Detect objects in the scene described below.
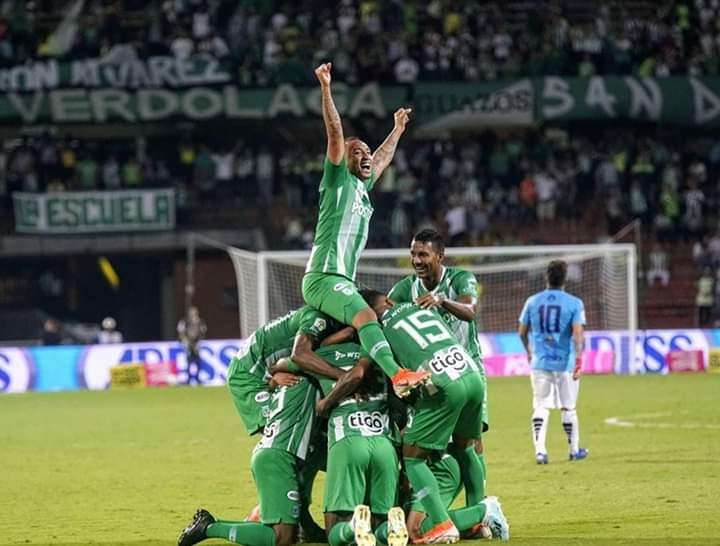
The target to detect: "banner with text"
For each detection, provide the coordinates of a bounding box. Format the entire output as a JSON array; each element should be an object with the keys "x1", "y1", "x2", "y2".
[
  {"x1": 2, "y1": 329, "x2": 719, "y2": 394},
  {"x1": 1, "y1": 68, "x2": 720, "y2": 126},
  {"x1": 0, "y1": 82, "x2": 407, "y2": 124},
  {"x1": 413, "y1": 79, "x2": 535, "y2": 136},
  {"x1": 12, "y1": 189, "x2": 175, "y2": 233},
  {"x1": 538, "y1": 76, "x2": 720, "y2": 127}
]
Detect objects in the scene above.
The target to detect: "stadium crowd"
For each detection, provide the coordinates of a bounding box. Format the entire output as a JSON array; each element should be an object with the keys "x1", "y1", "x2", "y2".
[
  {"x1": 3, "y1": 127, "x2": 719, "y2": 249},
  {"x1": 0, "y1": 1, "x2": 718, "y2": 81}
]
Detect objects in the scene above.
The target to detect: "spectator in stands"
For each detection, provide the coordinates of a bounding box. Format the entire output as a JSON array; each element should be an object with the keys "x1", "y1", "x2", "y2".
[
  {"x1": 177, "y1": 306, "x2": 207, "y2": 386},
  {"x1": 59, "y1": 138, "x2": 77, "y2": 182},
  {"x1": 518, "y1": 171, "x2": 537, "y2": 221},
  {"x1": 193, "y1": 145, "x2": 215, "y2": 202},
  {"x1": 629, "y1": 179, "x2": 649, "y2": 225},
  {"x1": 647, "y1": 243, "x2": 671, "y2": 287},
  {"x1": 696, "y1": 268, "x2": 715, "y2": 327},
  {"x1": 445, "y1": 193, "x2": 468, "y2": 246},
  {"x1": 682, "y1": 176, "x2": 705, "y2": 239},
  {"x1": 535, "y1": 168, "x2": 558, "y2": 222},
  {"x1": 41, "y1": 318, "x2": 62, "y2": 346},
  {"x1": 693, "y1": 236, "x2": 714, "y2": 270},
  {"x1": 98, "y1": 317, "x2": 123, "y2": 344},
  {"x1": 282, "y1": 215, "x2": 304, "y2": 249},
  {"x1": 170, "y1": 30, "x2": 194, "y2": 59},
  {"x1": 102, "y1": 155, "x2": 121, "y2": 190},
  {"x1": 122, "y1": 156, "x2": 142, "y2": 188},
  {"x1": 708, "y1": 230, "x2": 720, "y2": 267},
  {"x1": 390, "y1": 201, "x2": 410, "y2": 248},
  {"x1": 211, "y1": 145, "x2": 236, "y2": 199},
  {"x1": 256, "y1": 146, "x2": 275, "y2": 207},
  {"x1": 655, "y1": 182, "x2": 680, "y2": 241},
  {"x1": 75, "y1": 153, "x2": 98, "y2": 190}
]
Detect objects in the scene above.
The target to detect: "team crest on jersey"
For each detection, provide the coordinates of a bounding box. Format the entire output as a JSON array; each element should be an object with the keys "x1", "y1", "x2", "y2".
[
  {"x1": 312, "y1": 318, "x2": 327, "y2": 332},
  {"x1": 348, "y1": 411, "x2": 385, "y2": 434}
]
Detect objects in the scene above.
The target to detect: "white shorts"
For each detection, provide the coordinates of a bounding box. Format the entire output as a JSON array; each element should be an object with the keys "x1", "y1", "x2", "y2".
[{"x1": 531, "y1": 369, "x2": 579, "y2": 410}]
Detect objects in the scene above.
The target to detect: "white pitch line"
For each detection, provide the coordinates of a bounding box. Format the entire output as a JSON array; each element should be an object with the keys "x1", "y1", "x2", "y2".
[{"x1": 605, "y1": 413, "x2": 720, "y2": 430}]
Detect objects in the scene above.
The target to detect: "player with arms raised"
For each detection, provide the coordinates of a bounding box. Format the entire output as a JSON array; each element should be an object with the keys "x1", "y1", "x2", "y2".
[
  {"x1": 518, "y1": 259, "x2": 589, "y2": 464},
  {"x1": 302, "y1": 62, "x2": 427, "y2": 397},
  {"x1": 388, "y1": 229, "x2": 489, "y2": 497}
]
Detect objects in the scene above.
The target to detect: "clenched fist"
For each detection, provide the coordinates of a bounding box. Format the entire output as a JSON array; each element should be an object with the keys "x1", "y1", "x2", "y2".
[
  {"x1": 394, "y1": 107, "x2": 412, "y2": 131},
  {"x1": 315, "y1": 63, "x2": 332, "y2": 86}
]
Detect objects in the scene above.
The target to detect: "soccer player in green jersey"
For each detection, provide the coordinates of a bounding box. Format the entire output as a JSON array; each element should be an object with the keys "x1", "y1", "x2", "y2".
[
  {"x1": 313, "y1": 343, "x2": 407, "y2": 546},
  {"x1": 388, "y1": 229, "x2": 489, "y2": 497},
  {"x1": 301, "y1": 62, "x2": 428, "y2": 398},
  {"x1": 226, "y1": 305, "x2": 344, "y2": 436},
  {"x1": 360, "y1": 290, "x2": 509, "y2": 543},
  {"x1": 273, "y1": 343, "x2": 408, "y2": 546},
  {"x1": 178, "y1": 375, "x2": 320, "y2": 546}
]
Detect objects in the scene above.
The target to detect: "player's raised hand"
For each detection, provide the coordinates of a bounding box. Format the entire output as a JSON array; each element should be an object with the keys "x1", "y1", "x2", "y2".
[
  {"x1": 315, "y1": 63, "x2": 332, "y2": 86},
  {"x1": 393, "y1": 107, "x2": 412, "y2": 131}
]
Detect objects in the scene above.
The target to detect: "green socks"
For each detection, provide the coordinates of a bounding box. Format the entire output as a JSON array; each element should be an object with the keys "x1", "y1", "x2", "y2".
[
  {"x1": 374, "y1": 521, "x2": 389, "y2": 545},
  {"x1": 418, "y1": 504, "x2": 487, "y2": 535},
  {"x1": 328, "y1": 521, "x2": 355, "y2": 546},
  {"x1": 404, "y1": 456, "x2": 450, "y2": 526},
  {"x1": 299, "y1": 448, "x2": 326, "y2": 542},
  {"x1": 456, "y1": 445, "x2": 486, "y2": 504},
  {"x1": 358, "y1": 321, "x2": 401, "y2": 377},
  {"x1": 205, "y1": 521, "x2": 276, "y2": 546},
  {"x1": 449, "y1": 504, "x2": 487, "y2": 532}
]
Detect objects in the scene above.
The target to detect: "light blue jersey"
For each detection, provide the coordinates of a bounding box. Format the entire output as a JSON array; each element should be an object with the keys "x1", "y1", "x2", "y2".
[{"x1": 519, "y1": 289, "x2": 586, "y2": 372}]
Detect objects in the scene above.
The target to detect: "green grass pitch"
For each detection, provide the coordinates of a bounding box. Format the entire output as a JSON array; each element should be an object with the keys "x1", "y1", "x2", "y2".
[{"x1": 2, "y1": 374, "x2": 719, "y2": 545}]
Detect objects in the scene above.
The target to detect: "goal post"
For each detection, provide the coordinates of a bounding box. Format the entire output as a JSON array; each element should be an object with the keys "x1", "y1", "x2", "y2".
[{"x1": 228, "y1": 244, "x2": 638, "y2": 342}]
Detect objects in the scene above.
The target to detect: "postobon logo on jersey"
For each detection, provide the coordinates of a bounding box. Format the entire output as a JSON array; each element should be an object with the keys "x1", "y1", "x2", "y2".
[
  {"x1": 351, "y1": 187, "x2": 373, "y2": 219},
  {"x1": 348, "y1": 411, "x2": 385, "y2": 434},
  {"x1": 429, "y1": 346, "x2": 470, "y2": 376}
]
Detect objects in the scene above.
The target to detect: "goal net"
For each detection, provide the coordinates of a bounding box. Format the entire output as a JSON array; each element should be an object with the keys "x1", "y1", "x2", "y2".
[{"x1": 228, "y1": 244, "x2": 637, "y2": 339}]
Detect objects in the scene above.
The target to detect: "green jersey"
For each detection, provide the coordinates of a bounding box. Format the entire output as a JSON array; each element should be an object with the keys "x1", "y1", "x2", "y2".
[
  {"x1": 380, "y1": 303, "x2": 480, "y2": 390},
  {"x1": 232, "y1": 305, "x2": 341, "y2": 381},
  {"x1": 389, "y1": 266, "x2": 484, "y2": 371},
  {"x1": 255, "y1": 377, "x2": 319, "y2": 460},
  {"x1": 312, "y1": 343, "x2": 395, "y2": 448},
  {"x1": 305, "y1": 157, "x2": 376, "y2": 281}
]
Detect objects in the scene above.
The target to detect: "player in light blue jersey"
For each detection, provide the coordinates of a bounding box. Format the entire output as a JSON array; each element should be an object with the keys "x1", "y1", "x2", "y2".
[{"x1": 518, "y1": 260, "x2": 588, "y2": 464}]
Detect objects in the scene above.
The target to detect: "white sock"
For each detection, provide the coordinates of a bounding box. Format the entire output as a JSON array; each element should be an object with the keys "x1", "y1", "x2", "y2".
[
  {"x1": 531, "y1": 408, "x2": 549, "y2": 454},
  {"x1": 562, "y1": 409, "x2": 580, "y2": 454}
]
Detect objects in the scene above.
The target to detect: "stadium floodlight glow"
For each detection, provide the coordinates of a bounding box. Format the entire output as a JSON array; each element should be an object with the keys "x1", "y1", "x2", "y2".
[{"x1": 228, "y1": 244, "x2": 637, "y2": 344}]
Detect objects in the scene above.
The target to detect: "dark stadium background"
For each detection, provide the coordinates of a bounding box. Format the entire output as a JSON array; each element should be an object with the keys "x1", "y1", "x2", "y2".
[{"x1": 0, "y1": 0, "x2": 717, "y2": 343}]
